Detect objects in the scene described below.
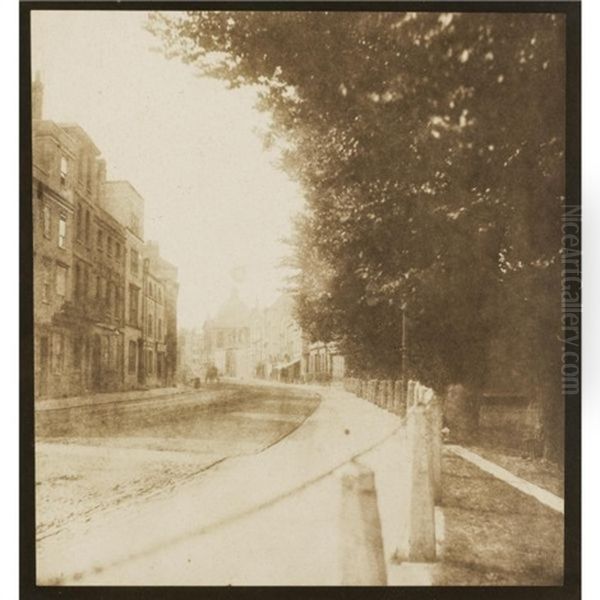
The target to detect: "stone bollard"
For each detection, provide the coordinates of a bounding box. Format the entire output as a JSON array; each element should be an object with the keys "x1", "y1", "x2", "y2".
[
  {"x1": 430, "y1": 395, "x2": 443, "y2": 504},
  {"x1": 394, "y1": 379, "x2": 406, "y2": 417},
  {"x1": 407, "y1": 380, "x2": 417, "y2": 409},
  {"x1": 338, "y1": 461, "x2": 388, "y2": 585},
  {"x1": 383, "y1": 381, "x2": 392, "y2": 412},
  {"x1": 407, "y1": 391, "x2": 436, "y2": 562},
  {"x1": 377, "y1": 380, "x2": 387, "y2": 408},
  {"x1": 369, "y1": 380, "x2": 378, "y2": 405}
]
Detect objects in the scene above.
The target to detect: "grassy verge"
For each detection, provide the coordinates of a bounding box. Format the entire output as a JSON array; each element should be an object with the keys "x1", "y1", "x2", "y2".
[{"x1": 433, "y1": 450, "x2": 563, "y2": 585}]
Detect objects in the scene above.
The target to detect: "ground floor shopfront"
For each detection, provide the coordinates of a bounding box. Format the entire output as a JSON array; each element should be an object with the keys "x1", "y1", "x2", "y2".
[
  {"x1": 34, "y1": 321, "x2": 124, "y2": 399},
  {"x1": 35, "y1": 322, "x2": 173, "y2": 400}
]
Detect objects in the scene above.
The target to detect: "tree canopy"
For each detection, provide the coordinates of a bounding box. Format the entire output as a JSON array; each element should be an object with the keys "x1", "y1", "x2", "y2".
[{"x1": 149, "y1": 11, "x2": 565, "y2": 457}]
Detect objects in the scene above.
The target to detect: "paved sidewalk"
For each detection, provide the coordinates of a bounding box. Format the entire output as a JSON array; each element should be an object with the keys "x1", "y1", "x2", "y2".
[
  {"x1": 37, "y1": 382, "x2": 412, "y2": 585},
  {"x1": 447, "y1": 445, "x2": 564, "y2": 513}
]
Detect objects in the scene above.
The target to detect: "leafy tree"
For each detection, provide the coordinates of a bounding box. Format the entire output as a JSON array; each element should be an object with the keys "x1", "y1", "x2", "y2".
[{"x1": 149, "y1": 10, "x2": 565, "y2": 461}]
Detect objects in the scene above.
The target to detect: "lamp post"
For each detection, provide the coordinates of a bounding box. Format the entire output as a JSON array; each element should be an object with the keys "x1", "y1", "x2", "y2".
[{"x1": 400, "y1": 303, "x2": 408, "y2": 402}]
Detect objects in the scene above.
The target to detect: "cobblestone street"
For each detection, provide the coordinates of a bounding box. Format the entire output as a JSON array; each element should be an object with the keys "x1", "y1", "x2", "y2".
[{"x1": 35, "y1": 385, "x2": 320, "y2": 540}]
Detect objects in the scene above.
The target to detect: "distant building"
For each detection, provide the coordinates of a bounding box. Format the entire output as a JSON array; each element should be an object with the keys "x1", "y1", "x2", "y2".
[
  {"x1": 144, "y1": 241, "x2": 179, "y2": 386},
  {"x1": 202, "y1": 291, "x2": 345, "y2": 384},
  {"x1": 203, "y1": 289, "x2": 251, "y2": 378},
  {"x1": 305, "y1": 342, "x2": 346, "y2": 383},
  {"x1": 178, "y1": 328, "x2": 205, "y2": 382},
  {"x1": 252, "y1": 294, "x2": 306, "y2": 382}
]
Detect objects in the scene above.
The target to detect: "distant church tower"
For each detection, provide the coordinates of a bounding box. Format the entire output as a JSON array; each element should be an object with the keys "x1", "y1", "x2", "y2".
[{"x1": 32, "y1": 71, "x2": 43, "y2": 120}]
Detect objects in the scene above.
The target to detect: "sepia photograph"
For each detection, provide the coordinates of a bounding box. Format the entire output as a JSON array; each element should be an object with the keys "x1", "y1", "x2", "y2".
[{"x1": 21, "y1": 1, "x2": 580, "y2": 593}]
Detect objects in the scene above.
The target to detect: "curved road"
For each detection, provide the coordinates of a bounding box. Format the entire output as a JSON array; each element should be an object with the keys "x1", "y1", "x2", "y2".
[{"x1": 35, "y1": 383, "x2": 320, "y2": 541}]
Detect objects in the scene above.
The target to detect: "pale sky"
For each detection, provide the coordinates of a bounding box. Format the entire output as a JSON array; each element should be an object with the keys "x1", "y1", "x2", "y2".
[{"x1": 31, "y1": 10, "x2": 304, "y2": 328}]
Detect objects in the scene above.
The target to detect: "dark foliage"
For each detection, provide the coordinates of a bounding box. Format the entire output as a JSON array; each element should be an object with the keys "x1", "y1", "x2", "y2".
[{"x1": 148, "y1": 11, "x2": 565, "y2": 460}]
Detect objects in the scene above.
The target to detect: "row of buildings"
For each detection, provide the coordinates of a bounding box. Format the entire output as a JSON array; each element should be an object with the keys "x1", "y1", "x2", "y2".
[
  {"x1": 179, "y1": 291, "x2": 345, "y2": 385},
  {"x1": 32, "y1": 74, "x2": 179, "y2": 399}
]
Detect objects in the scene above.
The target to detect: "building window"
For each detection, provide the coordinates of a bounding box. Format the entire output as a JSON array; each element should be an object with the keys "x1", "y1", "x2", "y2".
[
  {"x1": 58, "y1": 216, "x2": 67, "y2": 249},
  {"x1": 96, "y1": 275, "x2": 101, "y2": 300},
  {"x1": 83, "y1": 266, "x2": 89, "y2": 299},
  {"x1": 157, "y1": 352, "x2": 163, "y2": 378},
  {"x1": 115, "y1": 243, "x2": 121, "y2": 262},
  {"x1": 86, "y1": 157, "x2": 93, "y2": 190},
  {"x1": 148, "y1": 314, "x2": 153, "y2": 337},
  {"x1": 41, "y1": 266, "x2": 51, "y2": 303},
  {"x1": 130, "y1": 249, "x2": 139, "y2": 275},
  {"x1": 97, "y1": 229, "x2": 103, "y2": 252},
  {"x1": 158, "y1": 318, "x2": 163, "y2": 340},
  {"x1": 73, "y1": 336, "x2": 82, "y2": 367},
  {"x1": 129, "y1": 285, "x2": 139, "y2": 326},
  {"x1": 78, "y1": 152, "x2": 84, "y2": 184},
  {"x1": 130, "y1": 212, "x2": 140, "y2": 236},
  {"x1": 60, "y1": 156, "x2": 68, "y2": 187},
  {"x1": 147, "y1": 350, "x2": 154, "y2": 374},
  {"x1": 76, "y1": 205, "x2": 83, "y2": 241},
  {"x1": 107, "y1": 336, "x2": 115, "y2": 369},
  {"x1": 115, "y1": 288, "x2": 121, "y2": 318},
  {"x1": 74, "y1": 263, "x2": 81, "y2": 299},
  {"x1": 42, "y1": 205, "x2": 51, "y2": 239},
  {"x1": 107, "y1": 237, "x2": 113, "y2": 257},
  {"x1": 106, "y1": 281, "x2": 112, "y2": 313},
  {"x1": 55, "y1": 265, "x2": 67, "y2": 298},
  {"x1": 128, "y1": 341, "x2": 137, "y2": 374},
  {"x1": 101, "y1": 336, "x2": 109, "y2": 366},
  {"x1": 85, "y1": 210, "x2": 90, "y2": 244},
  {"x1": 52, "y1": 333, "x2": 65, "y2": 372}
]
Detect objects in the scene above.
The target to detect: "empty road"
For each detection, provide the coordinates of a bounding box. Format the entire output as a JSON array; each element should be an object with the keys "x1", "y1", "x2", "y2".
[{"x1": 35, "y1": 383, "x2": 320, "y2": 541}]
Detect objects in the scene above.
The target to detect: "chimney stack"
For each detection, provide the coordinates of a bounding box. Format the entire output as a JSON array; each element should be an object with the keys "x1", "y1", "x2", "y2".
[{"x1": 32, "y1": 70, "x2": 43, "y2": 121}]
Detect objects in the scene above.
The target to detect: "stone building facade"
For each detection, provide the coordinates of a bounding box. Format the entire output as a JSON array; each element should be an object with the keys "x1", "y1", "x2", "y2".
[
  {"x1": 202, "y1": 289, "x2": 251, "y2": 378},
  {"x1": 104, "y1": 181, "x2": 145, "y2": 389},
  {"x1": 32, "y1": 113, "x2": 78, "y2": 398},
  {"x1": 144, "y1": 241, "x2": 179, "y2": 386},
  {"x1": 178, "y1": 328, "x2": 205, "y2": 382},
  {"x1": 32, "y1": 75, "x2": 178, "y2": 399}
]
